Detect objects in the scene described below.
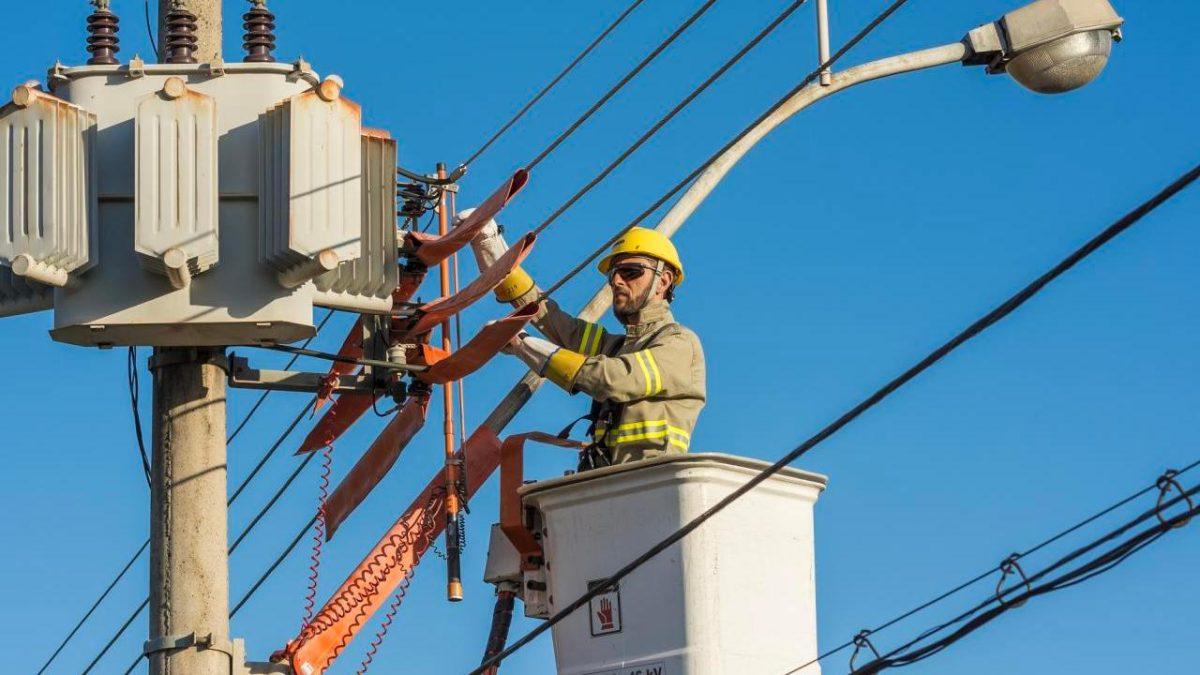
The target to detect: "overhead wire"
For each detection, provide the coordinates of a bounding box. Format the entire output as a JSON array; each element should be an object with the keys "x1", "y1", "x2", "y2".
[
  {"x1": 255, "y1": 343, "x2": 429, "y2": 373},
  {"x1": 230, "y1": 309, "x2": 334, "y2": 445},
  {"x1": 535, "y1": 0, "x2": 913, "y2": 298},
  {"x1": 460, "y1": 0, "x2": 648, "y2": 168},
  {"x1": 850, "y1": 481, "x2": 1200, "y2": 674},
  {"x1": 231, "y1": 514, "x2": 319, "y2": 619},
  {"x1": 127, "y1": 346, "x2": 151, "y2": 487},
  {"x1": 143, "y1": 0, "x2": 156, "y2": 54},
  {"x1": 473, "y1": 157, "x2": 1200, "y2": 673},
  {"x1": 530, "y1": 0, "x2": 807, "y2": 237},
  {"x1": 524, "y1": 0, "x2": 721, "y2": 172},
  {"x1": 69, "y1": 312, "x2": 335, "y2": 674},
  {"x1": 785, "y1": 456, "x2": 1200, "y2": 673}
]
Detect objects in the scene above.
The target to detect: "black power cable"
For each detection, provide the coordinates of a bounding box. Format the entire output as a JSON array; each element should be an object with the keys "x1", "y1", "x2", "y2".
[
  {"x1": 525, "y1": 0, "x2": 721, "y2": 172},
  {"x1": 474, "y1": 160, "x2": 1200, "y2": 674},
  {"x1": 786, "y1": 458, "x2": 1200, "y2": 673},
  {"x1": 461, "y1": 0, "x2": 648, "y2": 168},
  {"x1": 127, "y1": 347, "x2": 151, "y2": 487},
  {"x1": 255, "y1": 343, "x2": 428, "y2": 373},
  {"x1": 851, "y1": 483, "x2": 1200, "y2": 674},
  {"x1": 536, "y1": 0, "x2": 914, "y2": 298},
  {"x1": 531, "y1": 0, "x2": 807, "y2": 237},
  {"x1": 229, "y1": 310, "x2": 334, "y2": 445},
  {"x1": 230, "y1": 514, "x2": 318, "y2": 619}
]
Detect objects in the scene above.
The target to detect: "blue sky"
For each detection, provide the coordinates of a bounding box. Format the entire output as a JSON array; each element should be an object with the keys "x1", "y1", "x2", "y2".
[{"x1": 3, "y1": 1, "x2": 1198, "y2": 673}]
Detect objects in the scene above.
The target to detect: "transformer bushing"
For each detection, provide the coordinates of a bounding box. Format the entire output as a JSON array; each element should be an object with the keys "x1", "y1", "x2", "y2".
[
  {"x1": 242, "y1": 0, "x2": 277, "y2": 63},
  {"x1": 86, "y1": 1, "x2": 120, "y2": 66},
  {"x1": 164, "y1": 7, "x2": 200, "y2": 64}
]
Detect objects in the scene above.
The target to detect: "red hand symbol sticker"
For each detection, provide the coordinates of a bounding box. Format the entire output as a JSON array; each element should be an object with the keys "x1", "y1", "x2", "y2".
[{"x1": 597, "y1": 597, "x2": 615, "y2": 630}]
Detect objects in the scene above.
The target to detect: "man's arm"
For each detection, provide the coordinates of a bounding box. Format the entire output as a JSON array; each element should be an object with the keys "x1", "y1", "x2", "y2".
[
  {"x1": 470, "y1": 213, "x2": 615, "y2": 355},
  {"x1": 569, "y1": 327, "x2": 702, "y2": 403}
]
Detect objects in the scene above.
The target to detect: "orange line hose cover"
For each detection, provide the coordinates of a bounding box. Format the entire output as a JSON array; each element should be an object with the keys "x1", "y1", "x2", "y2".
[
  {"x1": 324, "y1": 395, "x2": 431, "y2": 541},
  {"x1": 405, "y1": 169, "x2": 529, "y2": 267},
  {"x1": 285, "y1": 425, "x2": 504, "y2": 674}
]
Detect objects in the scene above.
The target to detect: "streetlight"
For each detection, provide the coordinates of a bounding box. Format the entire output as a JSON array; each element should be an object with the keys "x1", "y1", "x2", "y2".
[
  {"x1": 646, "y1": 0, "x2": 1124, "y2": 237},
  {"x1": 965, "y1": 0, "x2": 1124, "y2": 93}
]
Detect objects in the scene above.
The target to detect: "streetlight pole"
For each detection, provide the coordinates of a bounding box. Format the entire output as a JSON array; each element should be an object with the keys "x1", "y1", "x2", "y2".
[
  {"x1": 149, "y1": 4, "x2": 231, "y2": 674},
  {"x1": 655, "y1": 42, "x2": 968, "y2": 233}
]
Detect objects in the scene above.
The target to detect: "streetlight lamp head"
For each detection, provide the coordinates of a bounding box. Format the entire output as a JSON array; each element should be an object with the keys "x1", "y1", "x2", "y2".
[
  {"x1": 963, "y1": 0, "x2": 1123, "y2": 94},
  {"x1": 1006, "y1": 28, "x2": 1113, "y2": 93}
]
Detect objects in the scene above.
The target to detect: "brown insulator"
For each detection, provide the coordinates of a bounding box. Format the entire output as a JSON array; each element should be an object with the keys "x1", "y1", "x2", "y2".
[
  {"x1": 86, "y1": 1, "x2": 121, "y2": 66},
  {"x1": 163, "y1": 6, "x2": 200, "y2": 64},
  {"x1": 242, "y1": 0, "x2": 277, "y2": 63}
]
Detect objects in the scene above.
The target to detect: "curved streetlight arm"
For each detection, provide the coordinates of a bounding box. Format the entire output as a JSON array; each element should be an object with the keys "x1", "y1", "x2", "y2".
[{"x1": 653, "y1": 41, "x2": 969, "y2": 236}]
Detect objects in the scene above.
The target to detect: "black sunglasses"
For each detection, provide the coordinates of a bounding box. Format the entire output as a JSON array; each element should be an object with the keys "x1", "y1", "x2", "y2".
[{"x1": 607, "y1": 263, "x2": 658, "y2": 283}]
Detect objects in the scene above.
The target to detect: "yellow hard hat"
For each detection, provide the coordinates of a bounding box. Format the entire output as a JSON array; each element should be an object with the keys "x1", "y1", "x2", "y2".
[{"x1": 596, "y1": 227, "x2": 684, "y2": 284}]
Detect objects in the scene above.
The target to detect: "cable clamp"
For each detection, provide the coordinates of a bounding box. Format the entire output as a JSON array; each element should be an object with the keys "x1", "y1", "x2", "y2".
[
  {"x1": 849, "y1": 629, "x2": 881, "y2": 671},
  {"x1": 142, "y1": 632, "x2": 236, "y2": 659},
  {"x1": 995, "y1": 553, "x2": 1031, "y2": 607},
  {"x1": 1155, "y1": 469, "x2": 1193, "y2": 529}
]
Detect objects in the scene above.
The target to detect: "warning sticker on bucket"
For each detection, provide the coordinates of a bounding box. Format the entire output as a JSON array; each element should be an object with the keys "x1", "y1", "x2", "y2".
[
  {"x1": 587, "y1": 579, "x2": 622, "y2": 637},
  {"x1": 584, "y1": 660, "x2": 669, "y2": 675}
]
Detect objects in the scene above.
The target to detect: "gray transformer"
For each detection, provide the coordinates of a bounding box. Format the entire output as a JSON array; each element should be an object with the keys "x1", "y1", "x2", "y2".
[{"x1": 0, "y1": 59, "x2": 396, "y2": 347}]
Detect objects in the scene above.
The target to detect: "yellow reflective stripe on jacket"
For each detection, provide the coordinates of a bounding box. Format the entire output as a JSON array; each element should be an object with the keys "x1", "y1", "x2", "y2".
[
  {"x1": 634, "y1": 351, "x2": 653, "y2": 396},
  {"x1": 632, "y1": 350, "x2": 662, "y2": 396},
  {"x1": 578, "y1": 322, "x2": 605, "y2": 356},
  {"x1": 605, "y1": 420, "x2": 690, "y2": 449},
  {"x1": 643, "y1": 350, "x2": 663, "y2": 395},
  {"x1": 666, "y1": 426, "x2": 690, "y2": 450}
]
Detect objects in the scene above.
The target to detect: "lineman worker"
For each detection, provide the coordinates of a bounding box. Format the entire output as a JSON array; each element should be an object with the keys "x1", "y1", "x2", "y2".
[{"x1": 467, "y1": 214, "x2": 705, "y2": 470}]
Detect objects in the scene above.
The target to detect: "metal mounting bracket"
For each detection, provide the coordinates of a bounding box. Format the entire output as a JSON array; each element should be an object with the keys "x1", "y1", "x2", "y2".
[
  {"x1": 228, "y1": 354, "x2": 382, "y2": 394},
  {"x1": 128, "y1": 56, "x2": 146, "y2": 79},
  {"x1": 206, "y1": 57, "x2": 227, "y2": 77},
  {"x1": 47, "y1": 61, "x2": 69, "y2": 89}
]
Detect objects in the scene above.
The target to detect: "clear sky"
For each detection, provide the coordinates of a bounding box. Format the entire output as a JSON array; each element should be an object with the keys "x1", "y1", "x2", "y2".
[{"x1": 3, "y1": 1, "x2": 1197, "y2": 673}]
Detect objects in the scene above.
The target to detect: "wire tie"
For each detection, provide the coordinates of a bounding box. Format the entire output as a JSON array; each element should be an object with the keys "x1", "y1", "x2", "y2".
[
  {"x1": 995, "y1": 553, "x2": 1031, "y2": 607},
  {"x1": 1155, "y1": 469, "x2": 1193, "y2": 529},
  {"x1": 849, "y1": 629, "x2": 881, "y2": 671}
]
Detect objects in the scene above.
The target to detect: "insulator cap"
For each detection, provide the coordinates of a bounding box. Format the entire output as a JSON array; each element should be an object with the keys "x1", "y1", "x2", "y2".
[
  {"x1": 86, "y1": 3, "x2": 121, "y2": 66},
  {"x1": 164, "y1": 7, "x2": 200, "y2": 64},
  {"x1": 242, "y1": 0, "x2": 277, "y2": 63}
]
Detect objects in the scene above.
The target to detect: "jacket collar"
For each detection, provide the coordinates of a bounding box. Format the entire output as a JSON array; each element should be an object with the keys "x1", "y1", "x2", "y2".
[{"x1": 624, "y1": 299, "x2": 674, "y2": 337}]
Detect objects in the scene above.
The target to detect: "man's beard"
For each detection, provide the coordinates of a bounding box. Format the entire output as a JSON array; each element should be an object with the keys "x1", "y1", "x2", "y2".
[{"x1": 613, "y1": 289, "x2": 648, "y2": 324}]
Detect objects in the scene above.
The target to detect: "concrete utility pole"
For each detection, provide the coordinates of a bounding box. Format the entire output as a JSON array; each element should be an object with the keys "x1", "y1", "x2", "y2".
[
  {"x1": 159, "y1": 0, "x2": 223, "y2": 63},
  {"x1": 149, "y1": 348, "x2": 232, "y2": 675},
  {"x1": 150, "y1": 4, "x2": 230, "y2": 673}
]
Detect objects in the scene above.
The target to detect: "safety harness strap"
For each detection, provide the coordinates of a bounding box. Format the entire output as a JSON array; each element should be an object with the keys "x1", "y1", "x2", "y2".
[{"x1": 574, "y1": 323, "x2": 676, "y2": 470}]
